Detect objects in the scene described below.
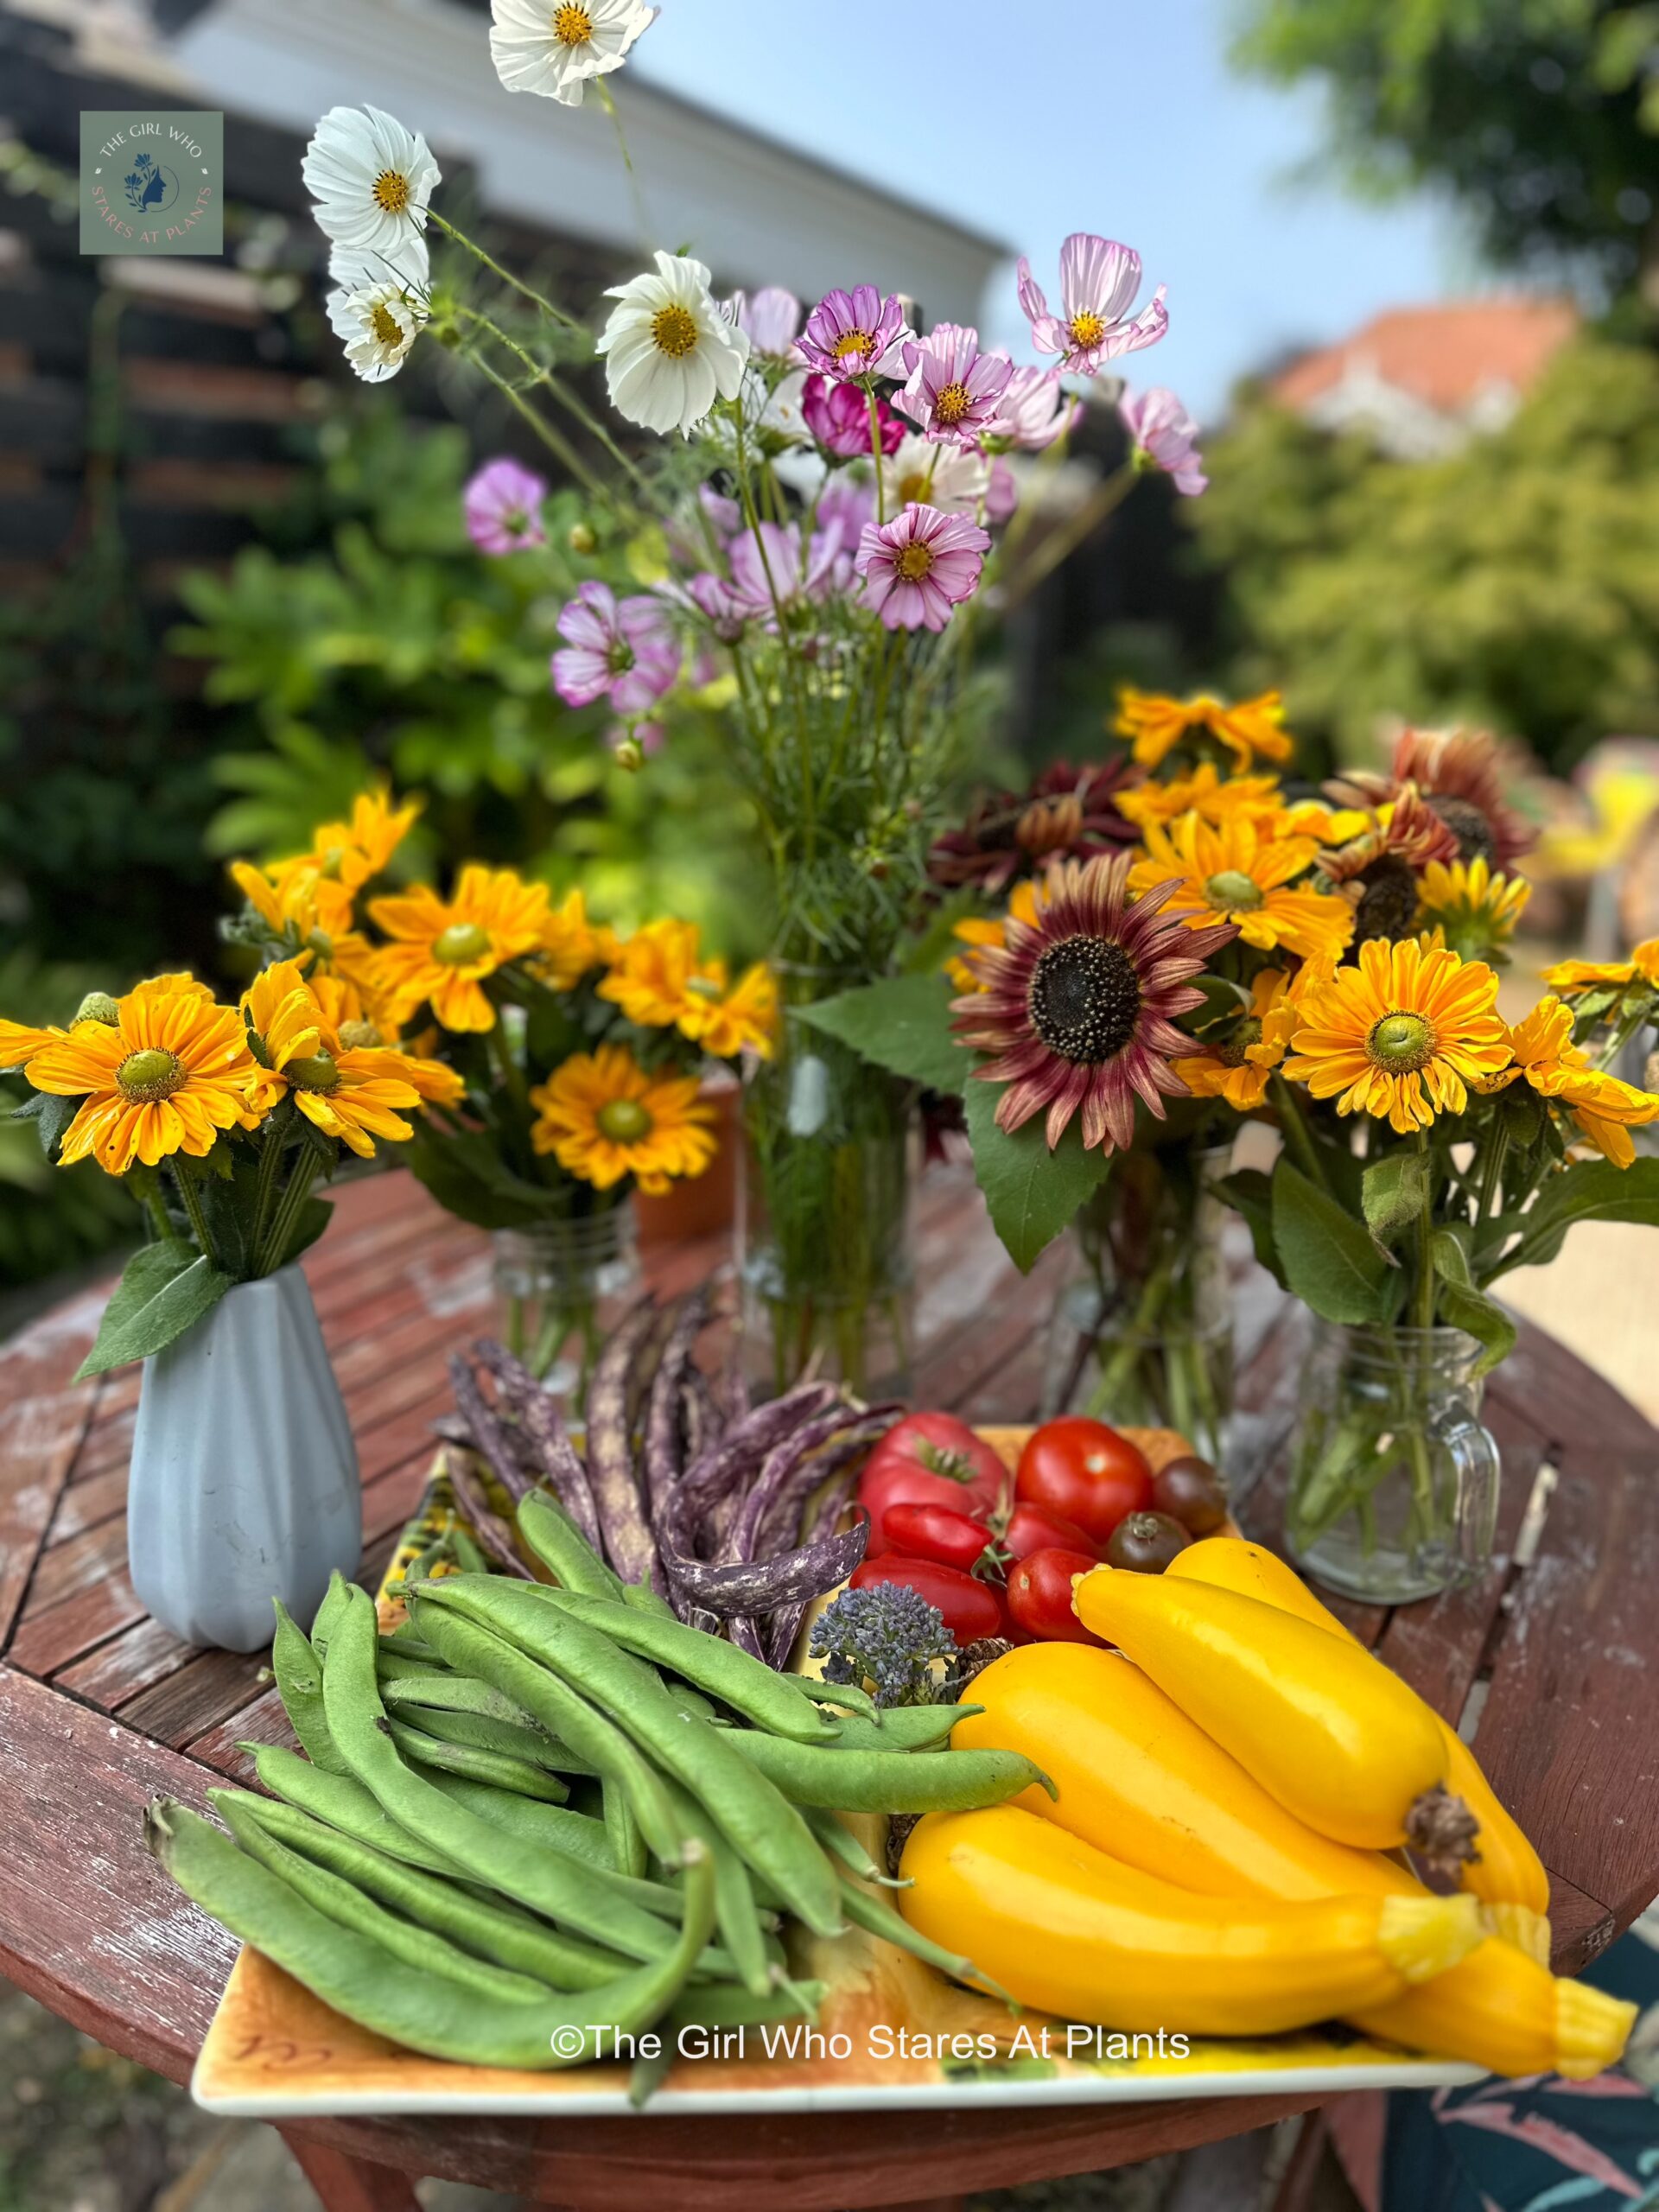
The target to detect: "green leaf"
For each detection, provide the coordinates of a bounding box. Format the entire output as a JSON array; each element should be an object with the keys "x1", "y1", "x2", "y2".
[
  {"x1": 1429, "y1": 1226, "x2": 1516, "y2": 1378},
  {"x1": 75, "y1": 1246, "x2": 232, "y2": 1379},
  {"x1": 403, "y1": 1122, "x2": 568, "y2": 1231},
  {"x1": 1214, "y1": 1167, "x2": 1287, "y2": 1290},
  {"x1": 1361, "y1": 1151, "x2": 1430, "y2": 1247},
  {"x1": 796, "y1": 974, "x2": 969, "y2": 1096},
  {"x1": 962, "y1": 1078, "x2": 1114, "y2": 1274},
  {"x1": 1270, "y1": 1157, "x2": 1393, "y2": 1325},
  {"x1": 1491, "y1": 1155, "x2": 1659, "y2": 1277},
  {"x1": 278, "y1": 1195, "x2": 334, "y2": 1270}
]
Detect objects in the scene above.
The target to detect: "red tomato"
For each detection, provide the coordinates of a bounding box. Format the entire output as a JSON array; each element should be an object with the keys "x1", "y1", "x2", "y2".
[
  {"x1": 857, "y1": 1412, "x2": 1007, "y2": 1559},
  {"x1": 1001, "y1": 1500, "x2": 1102, "y2": 1565},
  {"x1": 880, "y1": 1502, "x2": 996, "y2": 1577},
  {"x1": 1005, "y1": 1548, "x2": 1104, "y2": 1644},
  {"x1": 1014, "y1": 1417, "x2": 1153, "y2": 1546},
  {"x1": 849, "y1": 1555, "x2": 1007, "y2": 1643}
]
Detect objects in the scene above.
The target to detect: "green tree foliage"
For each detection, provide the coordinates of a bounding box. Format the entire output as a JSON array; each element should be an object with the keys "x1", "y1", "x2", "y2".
[
  {"x1": 1190, "y1": 337, "x2": 1659, "y2": 767},
  {"x1": 1232, "y1": 1, "x2": 1659, "y2": 304}
]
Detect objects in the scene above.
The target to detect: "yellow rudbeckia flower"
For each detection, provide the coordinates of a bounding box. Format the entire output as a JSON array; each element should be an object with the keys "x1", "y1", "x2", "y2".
[
  {"x1": 530, "y1": 1045, "x2": 716, "y2": 1193},
  {"x1": 369, "y1": 866, "x2": 551, "y2": 1033},
  {"x1": 1283, "y1": 938, "x2": 1510, "y2": 1135},
  {"x1": 1172, "y1": 968, "x2": 1298, "y2": 1112},
  {"x1": 1129, "y1": 811, "x2": 1355, "y2": 966},
  {"x1": 1116, "y1": 687, "x2": 1294, "y2": 772},
  {"x1": 1492, "y1": 997, "x2": 1659, "y2": 1168}
]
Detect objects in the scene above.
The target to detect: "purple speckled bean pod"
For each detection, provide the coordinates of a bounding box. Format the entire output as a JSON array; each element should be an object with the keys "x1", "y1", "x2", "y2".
[
  {"x1": 679, "y1": 1365, "x2": 717, "y2": 1470},
  {"x1": 582, "y1": 1297, "x2": 661, "y2": 1589},
  {"x1": 448, "y1": 1355, "x2": 534, "y2": 1506},
  {"x1": 442, "y1": 1447, "x2": 536, "y2": 1580},
  {"x1": 660, "y1": 1511, "x2": 871, "y2": 1618},
  {"x1": 753, "y1": 1410, "x2": 901, "y2": 1560},
  {"x1": 734, "y1": 1402, "x2": 903, "y2": 1564},
  {"x1": 643, "y1": 1290, "x2": 709, "y2": 1521},
  {"x1": 763, "y1": 1466, "x2": 863, "y2": 1668},
  {"x1": 467, "y1": 1338, "x2": 603, "y2": 1552},
  {"x1": 658, "y1": 1382, "x2": 837, "y2": 1560},
  {"x1": 728, "y1": 1614, "x2": 769, "y2": 1663}
]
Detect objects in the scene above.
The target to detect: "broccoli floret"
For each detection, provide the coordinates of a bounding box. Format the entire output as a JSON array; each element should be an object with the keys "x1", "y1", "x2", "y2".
[{"x1": 808, "y1": 1583, "x2": 957, "y2": 1707}]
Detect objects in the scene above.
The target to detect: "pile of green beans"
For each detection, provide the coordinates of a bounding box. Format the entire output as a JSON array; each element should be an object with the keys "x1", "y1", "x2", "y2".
[{"x1": 147, "y1": 1491, "x2": 1048, "y2": 2093}]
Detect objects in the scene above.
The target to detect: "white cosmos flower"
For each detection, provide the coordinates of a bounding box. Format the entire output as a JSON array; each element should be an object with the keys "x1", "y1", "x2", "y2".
[
  {"x1": 327, "y1": 277, "x2": 429, "y2": 383},
  {"x1": 304, "y1": 105, "x2": 440, "y2": 257},
  {"x1": 328, "y1": 232, "x2": 429, "y2": 295},
  {"x1": 881, "y1": 433, "x2": 990, "y2": 519},
  {"x1": 489, "y1": 0, "x2": 658, "y2": 105},
  {"x1": 598, "y1": 251, "x2": 750, "y2": 437}
]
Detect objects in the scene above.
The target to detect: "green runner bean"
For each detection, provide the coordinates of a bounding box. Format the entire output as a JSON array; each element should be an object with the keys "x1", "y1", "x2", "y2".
[
  {"x1": 604, "y1": 1783, "x2": 648, "y2": 1882},
  {"x1": 533, "y1": 1592, "x2": 841, "y2": 1745},
  {"x1": 836, "y1": 1872, "x2": 1013, "y2": 2005},
  {"x1": 793, "y1": 1675, "x2": 883, "y2": 1725},
  {"x1": 410, "y1": 1599, "x2": 685, "y2": 1867},
  {"x1": 657, "y1": 1777, "x2": 771, "y2": 1999},
  {"x1": 416, "y1": 1576, "x2": 843, "y2": 1937},
  {"x1": 148, "y1": 1798, "x2": 716, "y2": 2071},
  {"x1": 321, "y1": 1586, "x2": 683, "y2": 1962},
  {"x1": 240, "y1": 1743, "x2": 461, "y2": 1876},
  {"x1": 815, "y1": 1705, "x2": 982, "y2": 1753},
  {"x1": 308, "y1": 1571, "x2": 352, "y2": 1653},
  {"x1": 385, "y1": 1719, "x2": 571, "y2": 1803},
  {"x1": 517, "y1": 1491, "x2": 626, "y2": 1598},
  {"x1": 721, "y1": 1731, "x2": 1053, "y2": 1813},
  {"x1": 219, "y1": 1789, "x2": 634, "y2": 1992},
  {"x1": 213, "y1": 1790, "x2": 552, "y2": 2007},
  {"x1": 389, "y1": 1697, "x2": 596, "y2": 1776},
  {"x1": 800, "y1": 1807, "x2": 909, "y2": 1888},
  {"x1": 270, "y1": 1602, "x2": 346, "y2": 1774}
]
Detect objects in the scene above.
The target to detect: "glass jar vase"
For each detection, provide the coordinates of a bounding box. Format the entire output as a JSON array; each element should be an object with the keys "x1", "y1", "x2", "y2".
[
  {"x1": 1286, "y1": 1322, "x2": 1502, "y2": 1603},
  {"x1": 1043, "y1": 1145, "x2": 1234, "y2": 1469},
  {"x1": 492, "y1": 1200, "x2": 640, "y2": 1396},
  {"x1": 738, "y1": 969, "x2": 914, "y2": 1400}
]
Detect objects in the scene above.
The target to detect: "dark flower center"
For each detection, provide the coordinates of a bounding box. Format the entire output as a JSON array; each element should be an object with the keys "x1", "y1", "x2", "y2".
[
  {"x1": 1216, "y1": 1016, "x2": 1263, "y2": 1069},
  {"x1": 1353, "y1": 853, "x2": 1420, "y2": 944},
  {"x1": 1427, "y1": 794, "x2": 1495, "y2": 863},
  {"x1": 1027, "y1": 935, "x2": 1143, "y2": 1065}
]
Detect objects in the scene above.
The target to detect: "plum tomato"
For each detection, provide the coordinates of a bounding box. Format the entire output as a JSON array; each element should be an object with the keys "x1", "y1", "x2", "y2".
[
  {"x1": 1151, "y1": 1455, "x2": 1229, "y2": 1536},
  {"x1": 849, "y1": 1554, "x2": 1007, "y2": 1643},
  {"x1": 1014, "y1": 1417, "x2": 1153, "y2": 1546},
  {"x1": 1001, "y1": 1500, "x2": 1102, "y2": 1565},
  {"x1": 857, "y1": 1412, "x2": 1007, "y2": 1559},
  {"x1": 1005, "y1": 1548, "x2": 1104, "y2": 1644},
  {"x1": 1105, "y1": 1510, "x2": 1192, "y2": 1573},
  {"x1": 880, "y1": 1502, "x2": 996, "y2": 1577}
]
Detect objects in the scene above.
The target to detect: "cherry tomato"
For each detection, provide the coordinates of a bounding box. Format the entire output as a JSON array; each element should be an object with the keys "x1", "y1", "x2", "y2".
[
  {"x1": 881, "y1": 1502, "x2": 996, "y2": 1577},
  {"x1": 1014, "y1": 1417, "x2": 1153, "y2": 1546},
  {"x1": 1106, "y1": 1510, "x2": 1192, "y2": 1573},
  {"x1": 1001, "y1": 1500, "x2": 1103, "y2": 1565},
  {"x1": 1005, "y1": 1548, "x2": 1104, "y2": 1644},
  {"x1": 857, "y1": 1412, "x2": 1007, "y2": 1559},
  {"x1": 1152, "y1": 1456, "x2": 1229, "y2": 1536},
  {"x1": 849, "y1": 1555, "x2": 1007, "y2": 1643}
]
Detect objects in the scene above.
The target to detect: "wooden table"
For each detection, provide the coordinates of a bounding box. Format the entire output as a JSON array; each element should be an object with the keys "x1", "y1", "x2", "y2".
[{"x1": 3, "y1": 1166, "x2": 1657, "y2": 2212}]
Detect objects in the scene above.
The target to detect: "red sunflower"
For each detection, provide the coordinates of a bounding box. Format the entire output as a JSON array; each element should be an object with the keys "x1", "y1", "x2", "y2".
[
  {"x1": 950, "y1": 853, "x2": 1236, "y2": 1153},
  {"x1": 1332, "y1": 728, "x2": 1535, "y2": 872},
  {"x1": 927, "y1": 760, "x2": 1141, "y2": 898}
]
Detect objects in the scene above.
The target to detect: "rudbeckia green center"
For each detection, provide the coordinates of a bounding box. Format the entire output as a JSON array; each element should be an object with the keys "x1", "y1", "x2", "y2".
[
  {"x1": 933, "y1": 381, "x2": 971, "y2": 427},
  {"x1": 286, "y1": 1051, "x2": 342, "y2": 1095},
  {"x1": 597, "y1": 1098, "x2": 652, "y2": 1141},
  {"x1": 1205, "y1": 870, "x2": 1263, "y2": 913},
  {"x1": 117, "y1": 1047, "x2": 185, "y2": 1103},
  {"x1": 338, "y1": 1019, "x2": 384, "y2": 1051},
  {"x1": 308, "y1": 929, "x2": 336, "y2": 961},
  {"x1": 553, "y1": 3, "x2": 594, "y2": 42},
  {"x1": 1217, "y1": 1016, "x2": 1263, "y2": 1069},
  {"x1": 1028, "y1": 934, "x2": 1143, "y2": 1065},
  {"x1": 434, "y1": 922, "x2": 492, "y2": 966},
  {"x1": 1369, "y1": 1012, "x2": 1434, "y2": 1071},
  {"x1": 651, "y1": 304, "x2": 699, "y2": 359},
  {"x1": 76, "y1": 992, "x2": 120, "y2": 1027}
]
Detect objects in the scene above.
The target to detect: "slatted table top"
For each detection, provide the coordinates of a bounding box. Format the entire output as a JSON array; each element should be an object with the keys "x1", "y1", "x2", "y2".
[{"x1": 2, "y1": 1166, "x2": 1656, "y2": 2210}]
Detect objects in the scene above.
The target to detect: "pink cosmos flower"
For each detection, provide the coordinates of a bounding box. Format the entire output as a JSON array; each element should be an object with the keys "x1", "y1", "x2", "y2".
[
  {"x1": 728, "y1": 521, "x2": 845, "y2": 624},
  {"x1": 1017, "y1": 233, "x2": 1167, "y2": 375},
  {"x1": 1120, "y1": 385, "x2": 1207, "y2": 496},
  {"x1": 608, "y1": 720, "x2": 665, "y2": 760},
  {"x1": 855, "y1": 502, "x2": 990, "y2": 632},
  {"x1": 798, "y1": 285, "x2": 912, "y2": 382},
  {"x1": 817, "y1": 474, "x2": 877, "y2": 550},
  {"x1": 895, "y1": 323, "x2": 1014, "y2": 447},
  {"x1": 985, "y1": 458, "x2": 1020, "y2": 525},
  {"x1": 683, "y1": 570, "x2": 748, "y2": 642},
  {"x1": 985, "y1": 364, "x2": 1082, "y2": 452},
  {"x1": 802, "y1": 373, "x2": 903, "y2": 458},
  {"x1": 726, "y1": 286, "x2": 802, "y2": 360},
  {"x1": 551, "y1": 581, "x2": 679, "y2": 712},
  {"x1": 464, "y1": 456, "x2": 548, "y2": 553}
]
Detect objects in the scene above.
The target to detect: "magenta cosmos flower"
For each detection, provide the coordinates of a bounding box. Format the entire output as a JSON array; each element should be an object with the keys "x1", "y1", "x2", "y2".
[
  {"x1": 895, "y1": 323, "x2": 1014, "y2": 447},
  {"x1": 952, "y1": 855, "x2": 1236, "y2": 1153},
  {"x1": 855, "y1": 502, "x2": 989, "y2": 632},
  {"x1": 1017, "y1": 234, "x2": 1167, "y2": 376},
  {"x1": 464, "y1": 457, "x2": 548, "y2": 553},
  {"x1": 798, "y1": 285, "x2": 912, "y2": 382},
  {"x1": 986, "y1": 365, "x2": 1081, "y2": 452},
  {"x1": 802, "y1": 373, "x2": 903, "y2": 458},
  {"x1": 1120, "y1": 385, "x2": 1206, "y2": 496},
  {"x1": 551, "y1": 582, "x2": 678, "y2": 711}
]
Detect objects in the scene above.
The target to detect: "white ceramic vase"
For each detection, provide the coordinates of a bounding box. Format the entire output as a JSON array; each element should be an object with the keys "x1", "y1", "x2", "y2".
[{"x1": 128, "y1": 1266, "x2": 360, "y2": 1652}]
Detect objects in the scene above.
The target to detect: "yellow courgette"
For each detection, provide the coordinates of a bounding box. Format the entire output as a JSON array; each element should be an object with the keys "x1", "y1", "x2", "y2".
[{"x1": 899, "y1": 1803, "x2": 1484, "y2": 2037}]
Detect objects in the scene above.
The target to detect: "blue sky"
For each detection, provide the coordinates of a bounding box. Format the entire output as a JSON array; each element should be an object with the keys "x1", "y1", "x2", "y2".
[{"x1": 638, "y1": 0, "x2": 1464, "y2": 421}]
